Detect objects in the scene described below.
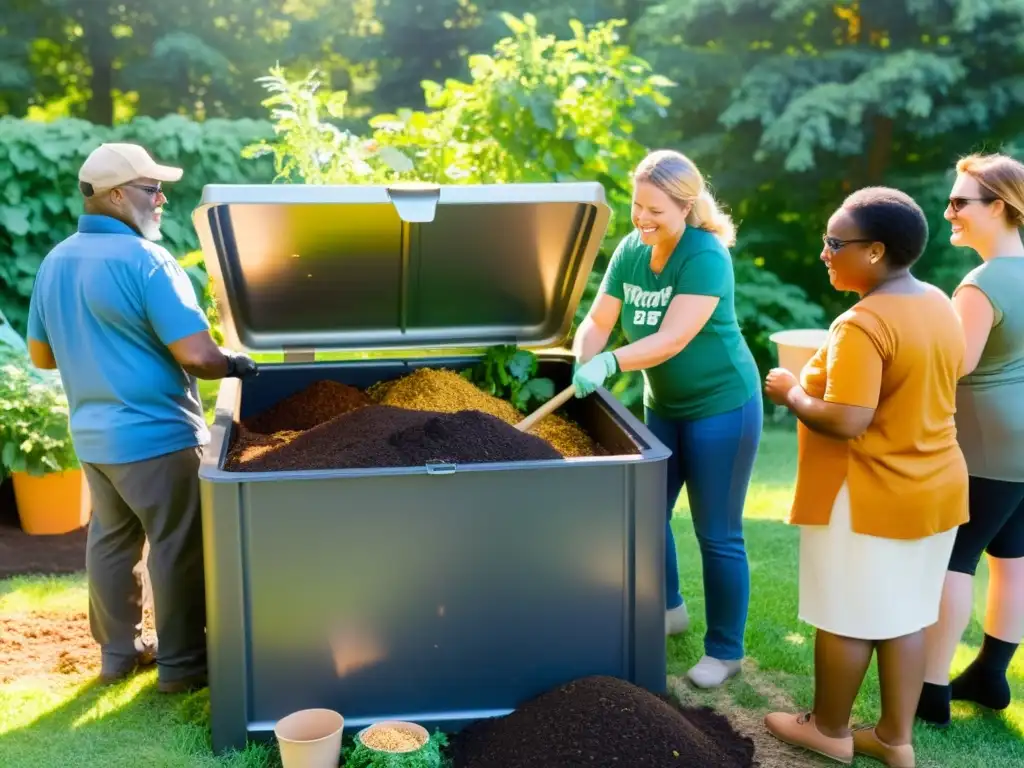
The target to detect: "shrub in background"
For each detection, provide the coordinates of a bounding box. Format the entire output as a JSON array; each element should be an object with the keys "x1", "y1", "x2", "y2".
[{"x1": 0, "y1": 114, "x2": 275, "y2": 334}]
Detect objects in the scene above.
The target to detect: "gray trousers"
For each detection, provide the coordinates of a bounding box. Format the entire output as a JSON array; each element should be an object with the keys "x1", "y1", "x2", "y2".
[{"x1": 81, "y1": 445, "x2": 206, "y2": 683}]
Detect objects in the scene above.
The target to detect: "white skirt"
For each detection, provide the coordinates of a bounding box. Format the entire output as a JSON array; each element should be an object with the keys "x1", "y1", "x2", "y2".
[{"x1": 798, "y1": 481, "x2": 957, "y2": 640}]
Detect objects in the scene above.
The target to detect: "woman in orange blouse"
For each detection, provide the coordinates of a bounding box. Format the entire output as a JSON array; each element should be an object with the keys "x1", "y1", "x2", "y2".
[{"x1": 762, "y1": 187, "x2": 969, "y2": 767}]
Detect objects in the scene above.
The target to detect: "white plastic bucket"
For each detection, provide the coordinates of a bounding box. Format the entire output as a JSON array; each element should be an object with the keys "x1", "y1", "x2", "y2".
[
  {"x1": 274, "y1": 708, "x2": 344, "y2": 768},
  {"x1": 769, "y1": 329, "x2": 829, "y2": 375}
]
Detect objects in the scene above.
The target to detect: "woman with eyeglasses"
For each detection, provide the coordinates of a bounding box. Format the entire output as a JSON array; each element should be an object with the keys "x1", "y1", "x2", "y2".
[
  {"x1": 917, "y1": 153, "x2": 1024, "y2": 728},
  {"x1": 762, "y1": 187, "x2": 968, "y2": 767}
]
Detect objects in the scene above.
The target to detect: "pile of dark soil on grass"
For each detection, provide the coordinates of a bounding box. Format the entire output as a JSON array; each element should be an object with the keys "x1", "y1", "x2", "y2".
[
  {"x1": 227, "y1": 405, "x2": 563, "y2": 471},
  {"x1": 447, "y1": 675, "x2": 757, "y2": 768},
  {"x1": 243, "y1": 380, "x2": 372, "y2": 434}
]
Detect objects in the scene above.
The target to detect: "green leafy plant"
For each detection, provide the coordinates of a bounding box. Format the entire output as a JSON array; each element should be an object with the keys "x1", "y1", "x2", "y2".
[
  {"x1": 367, "y1": 13, "x2": 673, "y2": 244},
  {"x1": 0, "y1": 353, "x2": 78, "y2": 477},
  {"x1": 462, "y1": 345, "x2": 555, "y2": 413},
  {"x1": 342, "y1": 729, "x2": 449, "y2": 768},
  {"x1": 241, "y1": 65, "x2": 414, "y2": 184}
]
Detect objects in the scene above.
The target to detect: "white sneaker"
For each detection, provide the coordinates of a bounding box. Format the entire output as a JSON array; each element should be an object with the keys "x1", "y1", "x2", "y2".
[
  {"x1": 686, "y1": 655, "x2": 741, "y2": 688},
  {"x1": 666, "y1": 603, "x2": 689, "y2": 636}
]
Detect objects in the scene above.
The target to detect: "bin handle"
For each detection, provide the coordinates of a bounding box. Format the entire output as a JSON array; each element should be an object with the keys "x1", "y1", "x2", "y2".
[{"x1": 515, "y1": 384, "x2": 577, "y2": 434}]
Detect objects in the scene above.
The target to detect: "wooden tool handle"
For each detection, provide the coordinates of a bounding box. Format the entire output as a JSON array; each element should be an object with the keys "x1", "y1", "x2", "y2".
[{"x1": 515, "y1": 384, "x2": 577, "y2": 433}]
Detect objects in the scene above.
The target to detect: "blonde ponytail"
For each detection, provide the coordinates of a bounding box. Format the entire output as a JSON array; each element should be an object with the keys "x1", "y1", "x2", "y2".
[
  {"x1": 633, "y1": 149, "x2": 737, "y2": 247},
  {"x1": 688, "y1": 188, "x2": 736, "y2": 247}
]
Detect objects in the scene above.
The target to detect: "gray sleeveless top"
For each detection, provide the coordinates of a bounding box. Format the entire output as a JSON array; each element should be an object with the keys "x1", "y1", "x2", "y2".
[{"x1": 953, "y1": 257, "x2": 1024, "y2": 481}]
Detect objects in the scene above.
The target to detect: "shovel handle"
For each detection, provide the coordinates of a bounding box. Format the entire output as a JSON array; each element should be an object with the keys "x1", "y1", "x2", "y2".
[{"x1": 515, "y1": 384, "x2": 577, "y2": 433}]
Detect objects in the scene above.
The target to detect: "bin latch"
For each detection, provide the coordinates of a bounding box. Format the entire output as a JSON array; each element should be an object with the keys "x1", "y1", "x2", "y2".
[
  {"x1": 387, "y1": 183, "x2": 440, "y2": 222},
  {"x1": 425, "y1": 461, "x2": 457, "y2": 475}
]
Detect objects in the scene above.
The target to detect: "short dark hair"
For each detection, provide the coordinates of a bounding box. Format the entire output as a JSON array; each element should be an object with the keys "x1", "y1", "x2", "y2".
[{"x1": 842, "y1": 186, "x2": 929, "y2": 268}]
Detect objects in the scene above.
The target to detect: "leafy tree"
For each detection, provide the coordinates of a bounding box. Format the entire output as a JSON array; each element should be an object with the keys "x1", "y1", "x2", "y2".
[
  {"x1": 345, "y1": 0, "x2": 494, "y2": 114},
  {"x1": 0, "y1": 7, "x2": 37, "y2": 117},
  {"x1": 0, "y1": 0, "x2": 363, "y2": 125},
  {"x1": 634, "y1": 0, "x2": 1024, "y2": 315},
  {"x1": 342, "y1": 1, "x2": 657, "y2": 115}
]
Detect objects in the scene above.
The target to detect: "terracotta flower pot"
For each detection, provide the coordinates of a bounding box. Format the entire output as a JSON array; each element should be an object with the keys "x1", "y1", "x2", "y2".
[{"x1": 12, "y1": 468, "x2": 91, "y2": 535}]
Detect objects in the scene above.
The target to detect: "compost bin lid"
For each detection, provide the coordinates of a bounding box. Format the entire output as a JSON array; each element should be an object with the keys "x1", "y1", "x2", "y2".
[{"x1": 191, "y1": 182, "x2": 611, "y2": 355}]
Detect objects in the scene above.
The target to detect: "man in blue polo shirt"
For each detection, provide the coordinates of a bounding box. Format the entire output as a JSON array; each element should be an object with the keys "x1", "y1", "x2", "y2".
[{"x1": 27, "y1": 142, "x2": 257, "y2": 694}]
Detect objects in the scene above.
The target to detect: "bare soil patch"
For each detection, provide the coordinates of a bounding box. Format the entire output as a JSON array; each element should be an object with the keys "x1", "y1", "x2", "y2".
[
  {"x1": 0, "y1": 478, "x2": 87, "y2": 579},
  {"x1": 1, "y1": 602, "x2": 156, "y2": 685},
  {"x1": 0, "y1": 610, "x2": 97, "y2": 683}
]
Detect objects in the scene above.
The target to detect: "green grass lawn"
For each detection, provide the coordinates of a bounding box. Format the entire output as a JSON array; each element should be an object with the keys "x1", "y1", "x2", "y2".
[{"x1": 1, "y1": 428, "x2": 1021, "y2": 767}]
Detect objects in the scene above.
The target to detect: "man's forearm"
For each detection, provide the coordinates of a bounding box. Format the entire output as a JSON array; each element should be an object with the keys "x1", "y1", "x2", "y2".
[{"x1": 180, "y1": 349, "x2": 231, "y2": 380}]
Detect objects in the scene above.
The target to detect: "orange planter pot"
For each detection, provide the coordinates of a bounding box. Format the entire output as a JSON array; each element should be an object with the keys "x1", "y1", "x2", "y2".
[{"x1": 12, "y1": 469, "x2": 92, "y2": 535}]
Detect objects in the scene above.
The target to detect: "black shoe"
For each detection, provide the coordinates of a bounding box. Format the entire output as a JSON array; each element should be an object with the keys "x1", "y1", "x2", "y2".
[
  {"x1": 98, "y1": 642, "x2": 157, "y2": 684},
  {"x1": 158, "y1": 672, "x2": 208, "y2": 694}
]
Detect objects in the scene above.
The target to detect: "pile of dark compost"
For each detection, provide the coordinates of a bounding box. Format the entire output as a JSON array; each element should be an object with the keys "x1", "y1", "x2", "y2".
[
  {"x1": 446, "y1": 675, "x2": 757, "y2": 768},
  {"x1": 227, "y1": 405, "x2": 562, "y2": 471}
]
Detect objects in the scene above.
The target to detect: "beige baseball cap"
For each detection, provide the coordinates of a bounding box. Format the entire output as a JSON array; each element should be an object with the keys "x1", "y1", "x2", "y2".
[{"x1": 78, "y1": 142, "x2": 183, "y2": 192}]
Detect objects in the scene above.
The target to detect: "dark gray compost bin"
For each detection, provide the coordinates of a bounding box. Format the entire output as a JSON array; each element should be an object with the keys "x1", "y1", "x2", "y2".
[{"x1": 191, "y1": 181, "x2": 670, "y2": 755}]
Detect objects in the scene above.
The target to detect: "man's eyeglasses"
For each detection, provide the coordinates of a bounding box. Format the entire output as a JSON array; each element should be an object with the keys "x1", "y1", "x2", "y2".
[
  {"x1": 822, "y1": 235, "x2": 873, "y2": 252},
  {"x1": 122, "y1": 183, "x2": 163, "y2": 198},
  {"x1": 948, "y1": 196, "x2": 996, "y2": 213}
]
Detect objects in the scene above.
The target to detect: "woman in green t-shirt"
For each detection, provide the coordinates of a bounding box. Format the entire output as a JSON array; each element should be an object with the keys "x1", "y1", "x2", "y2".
[
  {"x1": 571, "y1": 150, "x2": 763, "y2": 689},
  {"x1": 919, "y1": 152, "x2": 1024, "y2": 727}
]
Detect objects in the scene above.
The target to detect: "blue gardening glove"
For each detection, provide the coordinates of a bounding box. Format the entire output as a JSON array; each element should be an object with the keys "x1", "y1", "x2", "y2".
[{"x1": 572, "y1": 351, "x2": 618, "y2": 398}]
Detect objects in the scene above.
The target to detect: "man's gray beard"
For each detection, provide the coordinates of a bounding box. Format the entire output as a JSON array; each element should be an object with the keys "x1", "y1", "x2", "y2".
[
  {"x1": 140, "y1": 219, "x2": 163, "y2": 241},
  {"x1": 131, "y1": 207, "x2": 162, "y2": 241}
]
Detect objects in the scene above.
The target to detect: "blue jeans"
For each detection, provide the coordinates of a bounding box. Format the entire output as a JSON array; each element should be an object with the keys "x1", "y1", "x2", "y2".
[{"x1": 645, "y1": 392, "x2": 762, "y2": 661}]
